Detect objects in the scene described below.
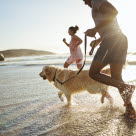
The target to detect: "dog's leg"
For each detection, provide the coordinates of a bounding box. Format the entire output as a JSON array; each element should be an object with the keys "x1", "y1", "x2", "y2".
[
  {"x1": 105, "y1": 92, "x2": 114, "y2": 105},
  {"x1": 101, "y1": 91, "x2": 106, "y2": 104},
  {"x1": 58, "y1": 91, "x2": 64, "y2": 102},
  {"x1": 65, "y1": 94, "x2": 72, "y2": 106}
]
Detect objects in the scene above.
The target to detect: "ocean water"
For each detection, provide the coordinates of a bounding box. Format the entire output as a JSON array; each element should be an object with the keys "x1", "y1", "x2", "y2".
[
  {"x1": 0, "y1": 53, "x2": 136, "y2": 136},
  {"x1": 0, "y1": 52, "x2": 136, "y2": 66},
  {"x1": 0, "y1": 53, "x2": 136, "y2": 82}
]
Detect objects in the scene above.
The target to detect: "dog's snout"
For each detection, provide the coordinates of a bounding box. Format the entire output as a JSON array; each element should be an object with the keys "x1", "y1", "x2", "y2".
[
  {"x1": 39, "y1": 72, "x2": 46, "y2": 80},
  {"x1": 39, "y1": 72, "x2": 42, "y2": 77}
]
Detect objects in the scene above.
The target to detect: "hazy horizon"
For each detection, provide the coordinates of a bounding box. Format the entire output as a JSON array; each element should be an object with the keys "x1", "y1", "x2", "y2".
[{"x1": 0, "y1": 0, "x2": 136, "y2": 54}]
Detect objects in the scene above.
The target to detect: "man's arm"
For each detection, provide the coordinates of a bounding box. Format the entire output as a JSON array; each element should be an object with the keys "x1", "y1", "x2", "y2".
[
  {"x1": 90, "y1": 37, "x2": 103, "y2": 48},
  {"x1": 85, "y1": 1, "x2": 118, "y2": 37},
  {"x1": 94, "y1": 1, "x2": 118, "y2": 32}
]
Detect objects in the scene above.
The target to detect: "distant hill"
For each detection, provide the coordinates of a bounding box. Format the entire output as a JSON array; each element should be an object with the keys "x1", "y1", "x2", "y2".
[{"x1": 0, "y1": 49, "x2": 54, "y2": 58}]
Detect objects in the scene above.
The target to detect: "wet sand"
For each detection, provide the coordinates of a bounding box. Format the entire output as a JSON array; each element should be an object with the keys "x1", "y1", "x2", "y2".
[{"x1": 0, "y1": 66, "x2": 136, "y2": 136}]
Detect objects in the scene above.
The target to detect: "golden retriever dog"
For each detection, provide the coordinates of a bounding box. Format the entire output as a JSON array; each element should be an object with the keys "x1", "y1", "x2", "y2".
[{"x1": 39, "y1": 65, "x2": 113, "y2": 106}]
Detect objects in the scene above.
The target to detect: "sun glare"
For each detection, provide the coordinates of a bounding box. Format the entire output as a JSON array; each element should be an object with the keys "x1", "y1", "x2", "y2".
[{"x1": 114, "y1": 0, "x2": 136, "y2": 51}]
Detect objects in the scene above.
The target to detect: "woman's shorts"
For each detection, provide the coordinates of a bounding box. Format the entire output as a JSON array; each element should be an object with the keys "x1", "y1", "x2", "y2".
[
  {"x1": 66, "y1": 57, "x2": 83, "y2": 65},
  {"x1": 93, "y1": 33, "x2": 128, "y2": 64}
]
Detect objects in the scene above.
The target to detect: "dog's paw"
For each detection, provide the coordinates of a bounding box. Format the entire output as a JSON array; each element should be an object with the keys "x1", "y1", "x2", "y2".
[
  {"x1": 100, "y1": 97, "x2": 104, "y2": 104},
  {"x1": 109, "y1": 98, "x2": 114, "y2": 105},
  {"x1": 107, "y1": 104, "x2": 114, "y2": 111},
  {"x1": 72, "y1": 102, "x2": 78, "y2": 106},
  {"x1": 59, "y1": 96, "x2": 64, "y2": 102},
  {"x1": 65, "y1": 103, "x2": 72, "y2": 108}
]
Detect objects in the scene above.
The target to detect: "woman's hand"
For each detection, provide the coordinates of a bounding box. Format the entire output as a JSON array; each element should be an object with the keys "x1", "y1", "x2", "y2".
[
  {"x1": 85, "y1": 28, "x2": 97, "y2": 37},
  {"x1": 63, "y1": 38, "x2": 70, "y2": 47},
  {"x1": 63, "y1": 38, "x2": 66, "y2": 43}
]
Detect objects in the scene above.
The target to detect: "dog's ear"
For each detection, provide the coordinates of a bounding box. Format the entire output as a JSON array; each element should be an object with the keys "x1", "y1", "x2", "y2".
[
  {"x1": 44, "y1": 66, "x2": 56, "y2": 82},
  {"x1": 45, "y1": 68, "x2": 51, "y2": 75}
]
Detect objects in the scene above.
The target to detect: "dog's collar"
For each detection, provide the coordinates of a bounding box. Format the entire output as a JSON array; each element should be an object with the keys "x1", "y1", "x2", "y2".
[{"x1": 52, "y1": 69, "x2": 57, "y2": 82}]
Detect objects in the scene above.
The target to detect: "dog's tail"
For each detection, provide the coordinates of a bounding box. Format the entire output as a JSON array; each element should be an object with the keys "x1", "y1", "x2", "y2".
[{"x1": 101, "y1": 68, "x2": 110, "y2": 75}]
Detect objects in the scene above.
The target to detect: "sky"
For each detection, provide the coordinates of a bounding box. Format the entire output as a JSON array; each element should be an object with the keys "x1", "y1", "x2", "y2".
[{"x1": 0, "y1": 0, "x2": 136, "y2": 53}]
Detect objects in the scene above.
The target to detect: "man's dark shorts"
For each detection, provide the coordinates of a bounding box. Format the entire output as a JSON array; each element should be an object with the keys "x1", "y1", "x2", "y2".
[{"x1": 93, "y1": 33, "x2": 128, "y2": 64}]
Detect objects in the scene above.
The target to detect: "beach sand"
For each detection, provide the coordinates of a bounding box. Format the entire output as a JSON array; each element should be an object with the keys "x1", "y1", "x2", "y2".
[{"x1": 0, "y1": 66, "x2": 136, "y2": 136}]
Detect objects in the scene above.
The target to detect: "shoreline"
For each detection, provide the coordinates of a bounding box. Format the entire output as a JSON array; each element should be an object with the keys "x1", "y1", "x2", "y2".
[{"x1": 0, "y1": 65, "x2": 136, "y2": 135}]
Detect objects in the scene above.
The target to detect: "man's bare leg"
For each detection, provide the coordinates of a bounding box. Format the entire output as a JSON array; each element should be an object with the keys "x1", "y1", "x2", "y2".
[
  {"x1": 110, "y1": 63, "x2": 136, "y2": 118},
  {"x1": 89, "y1": 61, "x2": 135, "y2": 106}
]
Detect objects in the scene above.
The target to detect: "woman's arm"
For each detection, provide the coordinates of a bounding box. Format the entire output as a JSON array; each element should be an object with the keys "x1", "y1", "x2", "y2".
[
  {"x1": 63, "y1": 38, "x2": 70, "y2": 47},
  {"x1": 73, "y1": 36, "x2": 83, "y2": 47}
]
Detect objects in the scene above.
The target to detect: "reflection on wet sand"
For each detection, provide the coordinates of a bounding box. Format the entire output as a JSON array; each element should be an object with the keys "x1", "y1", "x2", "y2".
[
  {"x1": 0, "y1": 66, "x2": 136, "y2": 136},
  {"x1": 39, "y1": 104, "x2": 136, "y2": 136},
  {"x1": 1, "y1": 96, "x2": 136, "y2": 136}
]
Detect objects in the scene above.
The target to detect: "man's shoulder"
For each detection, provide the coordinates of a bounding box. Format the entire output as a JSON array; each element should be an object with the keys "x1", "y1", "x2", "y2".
[
  {"x1": 93, "y1": 0, "x2": 107, "y2": 4},
  {"x1": 92, "y1": 0, "x2": 107, "y2": 9}
]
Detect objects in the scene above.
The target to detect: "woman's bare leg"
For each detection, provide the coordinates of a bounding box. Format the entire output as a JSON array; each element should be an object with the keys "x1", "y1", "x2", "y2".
[
  {"x1": 64, "y1": 62, "x2": 70, "y2": 68},
  {"x1": 76, "y1": 59, "x2": 83, "y2": 69},
  {"x1": 89, "y1": 61, "x2": 135, "y2": 106},
  {"x1": 77, "y1": 64, "x2": 82, "y2": 69}
]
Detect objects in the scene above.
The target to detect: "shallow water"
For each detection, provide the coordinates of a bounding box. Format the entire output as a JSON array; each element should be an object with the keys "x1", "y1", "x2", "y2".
[
  {"x1": 0, "y1": 65, "x2": 136, "y2": 136},
  {"x1": 0, "y1": 53, "x2": 136, "y2": 66}
]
